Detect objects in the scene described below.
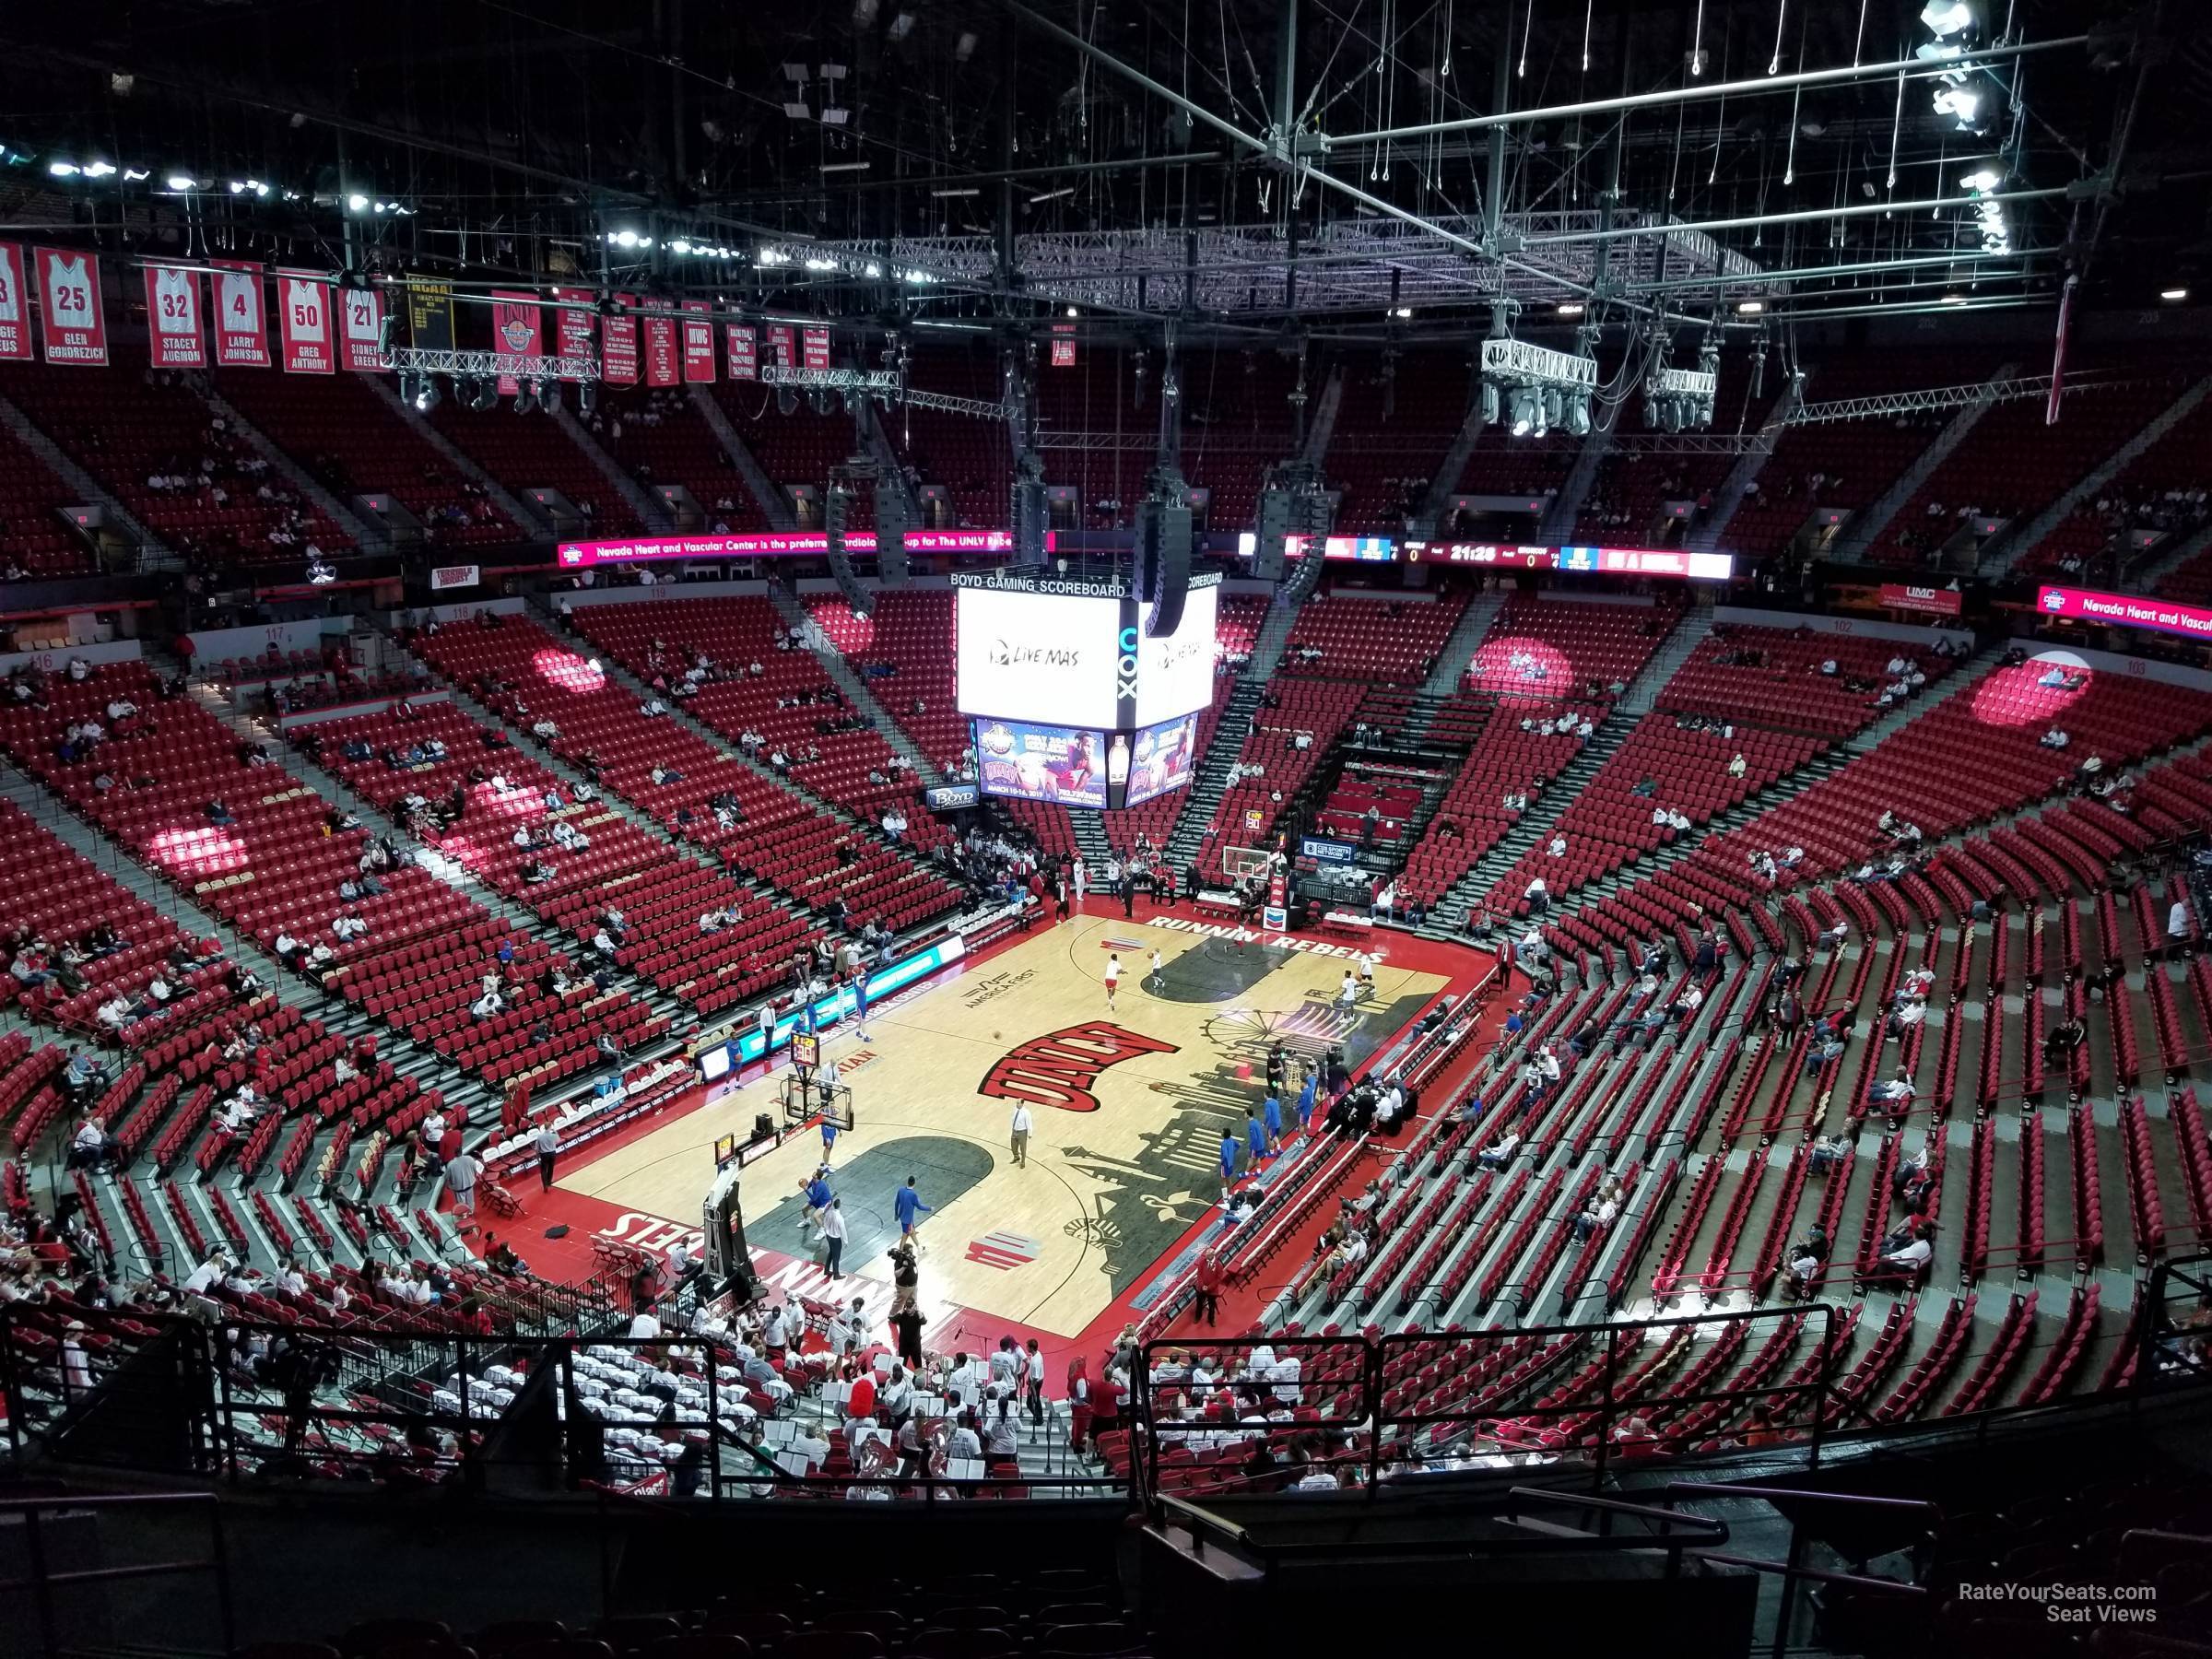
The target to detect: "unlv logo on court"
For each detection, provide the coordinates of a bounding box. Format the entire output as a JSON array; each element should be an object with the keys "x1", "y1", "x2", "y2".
[{"x1": 977, "y1": 1021, "x2": 1180, "y2": 1113}]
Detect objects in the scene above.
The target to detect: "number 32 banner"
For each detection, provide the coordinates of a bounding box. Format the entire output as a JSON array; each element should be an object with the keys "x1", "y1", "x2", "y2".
[
  {"x1": 144, "y1": 264, "x2": 206, "y2": 369},
  {"x1": 277, "y1": 274, "x2": 335, "y2": 374}
]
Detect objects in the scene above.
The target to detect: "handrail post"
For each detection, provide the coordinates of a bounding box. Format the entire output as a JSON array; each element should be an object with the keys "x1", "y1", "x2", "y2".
[
  {"x1": 208, "y1": 1495, "x2": 238, "y2": 1657},
  {"x1": 23, "y1": 1501, "x2": 56, "y2": 1659}
]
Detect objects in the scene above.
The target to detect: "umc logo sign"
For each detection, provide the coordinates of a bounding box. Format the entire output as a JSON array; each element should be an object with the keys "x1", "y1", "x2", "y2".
[{"x1": 977, "y1": 1021, "x2": 1181, "y2": 1113}]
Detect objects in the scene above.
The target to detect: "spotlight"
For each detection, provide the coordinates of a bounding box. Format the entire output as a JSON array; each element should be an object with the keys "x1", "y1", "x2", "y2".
[
  {"x1": 1960, "y1": 168, "x2": 2002, "y2": 193},
  {"x1": 347, "y1": 193, "x2": 369, "y2": 212},
  {"x1": 165, "y1": 173, "x2": 195, "y2": 191},
  {"x1": 1539, "y1": 388, "x2": 1562, "y2": 435},
  {"x1": 1920, "y1": 0, "x2": 1980, "y2": 37},
  {"x1": 2161, "y1": 287, "x2": 2189, "y2": 303},
  {"x1": 414, "y1": 376, "x2": 441, "y2": 414},
  {"x1": 469, "y1": 376, "x2": 500, "y2": 414},
  {"x1": 577, "y1": 381, "x2": 601, "y2": 417},
  {"x1": 512, "y1": 382, "x2": 538, "y2": 416},
  {"x1": 82, "y1": 160, "x2": 115, "y2": 178},
  {"x1": 1565, "y1": 390, "x2": 1593, "y2": 438},
  {"x1": 398, "y1": 371, "x2": 418, "y2": 407},
  {"x1": 1508, "y1": 387, "x2": 1539, "y2": 438},
  {"x1": 1735, "y1": 300, "x2": 1765, "y2": 314},
  {"x1": 1660, "y1": 396, "x2": 1684, "y2": 433},
  {"x1": 1480, "y1": 381, "x2": 1501, "y2": 426},
  {"x1": 1934, "y1": 86, "x2": 1982, "y2": 126},
  {"x1": 47, "y1": 161, "x2": 78, "y2": 177},
  {"x1": 1556, "y1": 302, "x2": 1586, "y2": 318},
  {"x1": 537, "y1": 378, "x2": 562, "y2": 415}
]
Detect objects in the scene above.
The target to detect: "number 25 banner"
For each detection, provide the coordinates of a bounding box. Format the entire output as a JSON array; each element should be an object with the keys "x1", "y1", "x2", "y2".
[
  {"x1": 277, "y1": 274, "x2": 335, "y2": 374},
  {"x1": 145, "y1": 264, "x2": 206, "y2": 369},
  {"x1": 35, "y1": 246, "x2": 108, "y2": 365}
]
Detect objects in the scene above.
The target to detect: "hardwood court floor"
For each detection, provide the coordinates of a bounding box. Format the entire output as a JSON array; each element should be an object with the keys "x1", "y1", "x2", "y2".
[{"x1": 561, "y1": 913, "x2": 1448, "y2": 1336}]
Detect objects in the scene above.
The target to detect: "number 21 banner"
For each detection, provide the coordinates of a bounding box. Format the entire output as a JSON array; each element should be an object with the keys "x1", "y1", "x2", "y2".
[
  {"x1": 278, "y1": 274, "x2": 335, "y2": 374},
  {"x1": 145, "y1": 265, "x2": 206, "y2": 369},
  {"x1": 340, "y1": 286, "x2": 386, "y2": 373},
  {"x1": 212, "y1": 260, "x2": 269, "y2": 366},
  {"x1": 35, "y1": 247, "x2": 107, "y2": 365}
]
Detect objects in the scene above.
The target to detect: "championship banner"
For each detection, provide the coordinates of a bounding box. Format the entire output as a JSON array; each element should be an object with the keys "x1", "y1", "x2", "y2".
[
  {"x1": 1877, "y1": 583, "x2": 1963, "y2": 617},
  {"x1": 339, "y1": 286, "x2": 386, "y2": 373},
  {"x1": 429, "y1": 563, "x2": 480, "y2": 593},
  {"x1": 0, "y1": 244, "x2": 30, "y2": 361},
  {"x1": 34, "y1": 247, "x2": 107, "y2": 365},
  {"x1": 490, "y1": 288, "x2": 543, "y2": 395},
  {"x1": 144, "y1": 264, "x2": 206, "y2": 369},
  {"x1": 682, "y1": 300, "x2": 715, "y2": 382},
  {"x1": 211, "y1": 259, "x2": 270, "y2": 367},
  {"x1": 802, "y1": 324, "x2": 830, "y2": 370},
  {"x1": 1051, "y1": 323, "x2": 1077, "y2": 368},
  {"x1": 552, "y1": 287, "x2": 596, "y2": 381},
  {"x1": 766, "y1": 323, "x2": 795, "y2": 370},
  {"x1": 406, "y1": 276, "x2": 455, "y2": 354},
  {"x1": 726, "y1": 323, "x2": 757, "y2": 381},
  {"x1": 602, "y1": 292, "x2": 640, "y2": 385},
  {"x1": 276, "y1": 274, "x2": 336, "y2": 374},
  {"x1": 641, "y1": 300, "x2": 680, "y2": 387}
]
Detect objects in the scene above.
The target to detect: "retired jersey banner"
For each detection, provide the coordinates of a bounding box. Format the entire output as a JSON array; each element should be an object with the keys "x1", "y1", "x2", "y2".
[
  {"x1": 552, "y1": 288, "x2": 596, "y2": 381},
  {"x1": 641, "y1": 300, "x2": 680, "y2": 388},
  {"x1": 601, "y1": 292, "x2": 639, "y2": 385},
  {"x1": 766, "y1": 323, "x2": 795, "y2": 370},
  {"x1": 0, "y1": 244, "x2": 30, "y2": 361},
  {"x1": 277, "y1": 274, "x2": 335, "y2": 374},
  {"x1": 726, "y1": 324, "x2": 757, "y2": 381},
  {"x1": 802, "y1": 324, "x2": 830, "y2": 370},
  {"x1": 35, "y1": 247, "x2": 106, "y2": 365},
  {"x1": 144, "y1": 264, "x2": 206, "y2": 369},
  {"x1": 339, "y1": 285, "x2": 385, "y2": 373},
  {"x1": 211, "y1": 260, "x2": 270, "y2": 367},
  {"x1": 490, "y1": 288, "x2": 542, "y2": 395},
  {"x1": 682, "y1": 300, "x2": 715, "y2": 382}
]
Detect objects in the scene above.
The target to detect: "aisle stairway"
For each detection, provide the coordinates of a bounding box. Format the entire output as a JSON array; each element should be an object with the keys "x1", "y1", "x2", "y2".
[{"x1": 764, "y1": 582, "x2": 943, "y2": 784}]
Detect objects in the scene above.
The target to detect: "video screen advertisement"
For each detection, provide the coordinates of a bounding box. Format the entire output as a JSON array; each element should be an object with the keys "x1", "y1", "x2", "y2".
[
  {"x1": 1124, "y1": 712, "x2": 1200, "y2": 806},
  {"x1": 972, "y1": 718, "x2": 1111, "y2": 809},
  {"x1": 953, "y1": 572, "x2": 1218, "y2": 731}
]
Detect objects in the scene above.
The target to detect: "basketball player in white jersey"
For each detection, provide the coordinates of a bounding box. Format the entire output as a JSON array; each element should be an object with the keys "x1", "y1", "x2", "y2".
[
  {"x1": 1147, "y1": 947, "x2": 1164, "y2": 993},
  {"x1": 1103, "y1": 953, "x2": 1121, "y2": 1011}
]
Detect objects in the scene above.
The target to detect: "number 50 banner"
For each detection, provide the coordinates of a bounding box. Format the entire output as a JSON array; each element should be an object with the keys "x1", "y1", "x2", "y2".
[{"x1": 277, "y1": 273, "x2": 335, "y2": 374}]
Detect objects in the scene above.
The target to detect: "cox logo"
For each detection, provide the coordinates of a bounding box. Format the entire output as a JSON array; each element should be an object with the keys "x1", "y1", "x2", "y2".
[{"x1": 1116, "y1": 624, "x2": 1139, "y2": 702}]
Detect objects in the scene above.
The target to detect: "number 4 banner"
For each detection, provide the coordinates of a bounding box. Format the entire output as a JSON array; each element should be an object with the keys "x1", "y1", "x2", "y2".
[
  {"x1": 145, "y1": 265, "x2": 206, "y2": 369},
  {"x1": 211, "y1": 260, "x2": 269, "y2": 367},
  {"x1": 277, "y1": 274, "x2": 335, "y2": 374},
  {"x1": 35, "y1": 247, "x2": 107, "y2": 365},
  {"x1": 0, "y1": 244, "x2": 33, "y2": 361}
]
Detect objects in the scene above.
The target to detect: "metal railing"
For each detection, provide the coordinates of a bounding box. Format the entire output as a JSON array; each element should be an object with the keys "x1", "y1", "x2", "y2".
[{"x1": 0, "y1": 1490, "x2": 235, "y2": 1659}]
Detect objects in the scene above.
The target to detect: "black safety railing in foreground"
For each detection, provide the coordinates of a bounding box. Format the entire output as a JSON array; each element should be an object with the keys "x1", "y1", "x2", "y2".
[{"x1": 0, "y1": 1490, "x2": 236, "y2": 1659}]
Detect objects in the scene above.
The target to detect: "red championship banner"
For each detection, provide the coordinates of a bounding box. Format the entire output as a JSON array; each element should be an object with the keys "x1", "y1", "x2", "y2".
[
  {"x1": 682, "y1": 300, "x2": 715, "y2": 382},
  {"x1": 602, "y1": 293, "x2": 640, "y2": 386},
  {"x1": 1051, "y1": 322, "x2": 1077, "y2": 368},
  {"x1": 1877, "y1": 583, "x2": 1963, "y2": 617},
  {"x1": 552, "y1": 288, "x2": 596, "y2": 381},
  {"x1": 0, "y1": 244, "x2": 30, "y2": 361},
  {"x1": 34, "y1": 247, "x2": 107, "y2": 365},
  {"x1": 276, "y1": 273, "x2": 335, "y2": 374},
  {"x1": 211, "y1": 260, "x2": 270, "y2": 367},
  {"x1": 726, "y1": 323, "x2": 757, "y2": 381},
  {"x1": 339, "y1": 285, "x2": 386, "y2": 373},
  {"x1": 144, "y1": 264, "x2": 206, "y2": 369},
  {"x1": 766, "y1": 323, "x2": 796, "y2": 370},
  {"x1": 490, "y1": 288, "x2": 543, "y2": 394},
  {"x1": 802, "y1": 324, "x2": 830, "y2": 370},
  {"x1": 641, "y1": 299, "x2": 680, "y2": 387}
]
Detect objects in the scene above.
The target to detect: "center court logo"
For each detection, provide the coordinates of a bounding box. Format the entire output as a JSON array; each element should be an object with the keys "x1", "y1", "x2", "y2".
[{"x1": 977, "y1": 1020, "x2": 1181, "y2": 1112}]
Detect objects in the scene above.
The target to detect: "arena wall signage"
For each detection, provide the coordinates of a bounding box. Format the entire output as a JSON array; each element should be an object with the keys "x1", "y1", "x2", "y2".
[
  {"x1": 558, "y1": 529, "x2": 1014, "y2": 567},
  {"x1": 694, "y1": 932, "x2": 971, "y2": 1082},
  {"x1": 2038, "y1": 584, "x2": 2212, "y2": 644},
  {"x1": 1878, "y1": 584, "x2": 1964, "y2": 616}
]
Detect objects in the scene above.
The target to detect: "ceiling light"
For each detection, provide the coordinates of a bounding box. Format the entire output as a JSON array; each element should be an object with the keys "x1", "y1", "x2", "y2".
[
  {"x1": 1030, "y1": 186, "x2": 1074, "y2": 205},
  {"x1": 1921, "y1": 0, "x2": 1979, "y2": 37},
  {"x1": 1934, "y1": 87, "x2": 1981, "y2": 125},
  {"x1": 2162, "y1": 288, "x2": 2190, "y2": 302},
  {"x1": 47, "y1": 161, "x2": 78, "y2": 177},
  {"x1": 166, "y1": 174, "x2": 194, "y2": 191},
  {"x1": 930, "y1": 186, "x2": 980, "y2": 198},
  {"x1": 804, "y1": 256, "x2": 838, "y2": 272},
  {"x1": 1556, "y1": 302, "x2": 1585, "y2": 317},
  {"x1": 123, "y1": 167, "x2": 148, "y2": 182},
  {"x1": 347, "y1": 193, "x2": 369, "y2": 212},
  {"x1": 1735, "y1": 300, "x2": 1765, "y2": 314},
  {"x1": 1391, "y1": 306, "x2": 1414, "y2": 319},
  {"x1": 228, "y1": 180, "x2": 246, "y2": 194},
  {"x1": 864, "y1": 262, "x2": 881, "y2": 277},
  {"x1": 83, "y1": 161, "x2": 116, "y2": 178},
  {"x1": 1065, "y1": 306, "x2": 1079, "y2": 318},
  {"x1": 819, "y1": 159, "x2": 871, "y2": 173},
  {"x1": 956, "y1": 31, "x2": 978, "y2": 61},
  {"x1": 1959, "y1": 168, "x2": 2002, "y2": 193}
]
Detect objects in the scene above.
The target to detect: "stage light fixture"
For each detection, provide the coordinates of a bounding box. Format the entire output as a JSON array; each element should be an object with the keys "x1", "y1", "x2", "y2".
[
  {"x1": 346, "y1": 193, "x2": 368, "y2": 212},
  {"x1": 1508, "y1": 387, "x2": 1539, "y2": 438},
  {"x1": 1565, "y1": 390, "x2": 1593, "y2": 438},
  {"x1": 1921, "y1": 0, "x2": 1980, "y2": 37},
  {"x1": 1480, "y1": 381, "x2": 1501, "y2": 426},
  {"x1": 413, "y1": 376, "x2": 441, "y2": 414},
  {"x1": 537, "y1": 379, "x2": 562, "y2": 415},
  {"x1": 165, "y1": 173, "x2": 194, "y2": 191},
  {"x1": 512, "y1": 382, "x2": 538, "y2": 416},
  {"x1": 2163, "y1": 288, "x2": 2190, "y2": 303},
  {"x1": 577, "y1": 381, "x2": 600, "y2": 417},
  {"x1": 1540, "y1": 388, "x2": 1563, "y2": 433}
]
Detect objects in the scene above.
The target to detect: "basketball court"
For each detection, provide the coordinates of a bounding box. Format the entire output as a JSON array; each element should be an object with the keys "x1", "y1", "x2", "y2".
[{"x1": 559, "y1": 912, "x2": 1453, "y2": 1339}]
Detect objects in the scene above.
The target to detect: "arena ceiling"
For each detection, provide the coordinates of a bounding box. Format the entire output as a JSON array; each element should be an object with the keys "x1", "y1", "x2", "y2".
[{"x1": 0, "y1": 1, "x2": 2206, "y2": 344}]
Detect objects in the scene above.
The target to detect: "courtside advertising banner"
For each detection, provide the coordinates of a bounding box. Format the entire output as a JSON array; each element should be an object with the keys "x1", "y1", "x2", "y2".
[
  {"x1": 2038, "y1": 585, "x2": 2212, "y2": 644},
  {"x1": 339, "y1": 286, "x2": 386, "y2": 372},
  {"x1": 490, "y1": 288, "x2": 542, "y2": 395},
  {"x1": 552, "y1": 288, "x2": 596, "y2": 380},
  {"x1": 727, "y1": 323, "x2": 757, "y2": 381},
  {"x1": 144, "y1": 264, "x2": 206, "y2": 369},
  {"x1": 276, "y1": 274, "x2": 336, "y2": 374},
  {"x1": 211, "y1": 260, "x2": 270, "y2": 367},
  {"x1": 641, "y1": 299, "x2": 680, "y2": 387},
  {"x1": 682, "y1": 300, "x2": 715, "y2": 382},
  {"x1": 0, "y1": 244, "x2": 30, "y2": 361},
  {"x1": 35, "y1": 247, "x2": 107, "y2": 365},
  {"x1": 601, "y1": 292, "x2": 640, "y2": 385}
]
